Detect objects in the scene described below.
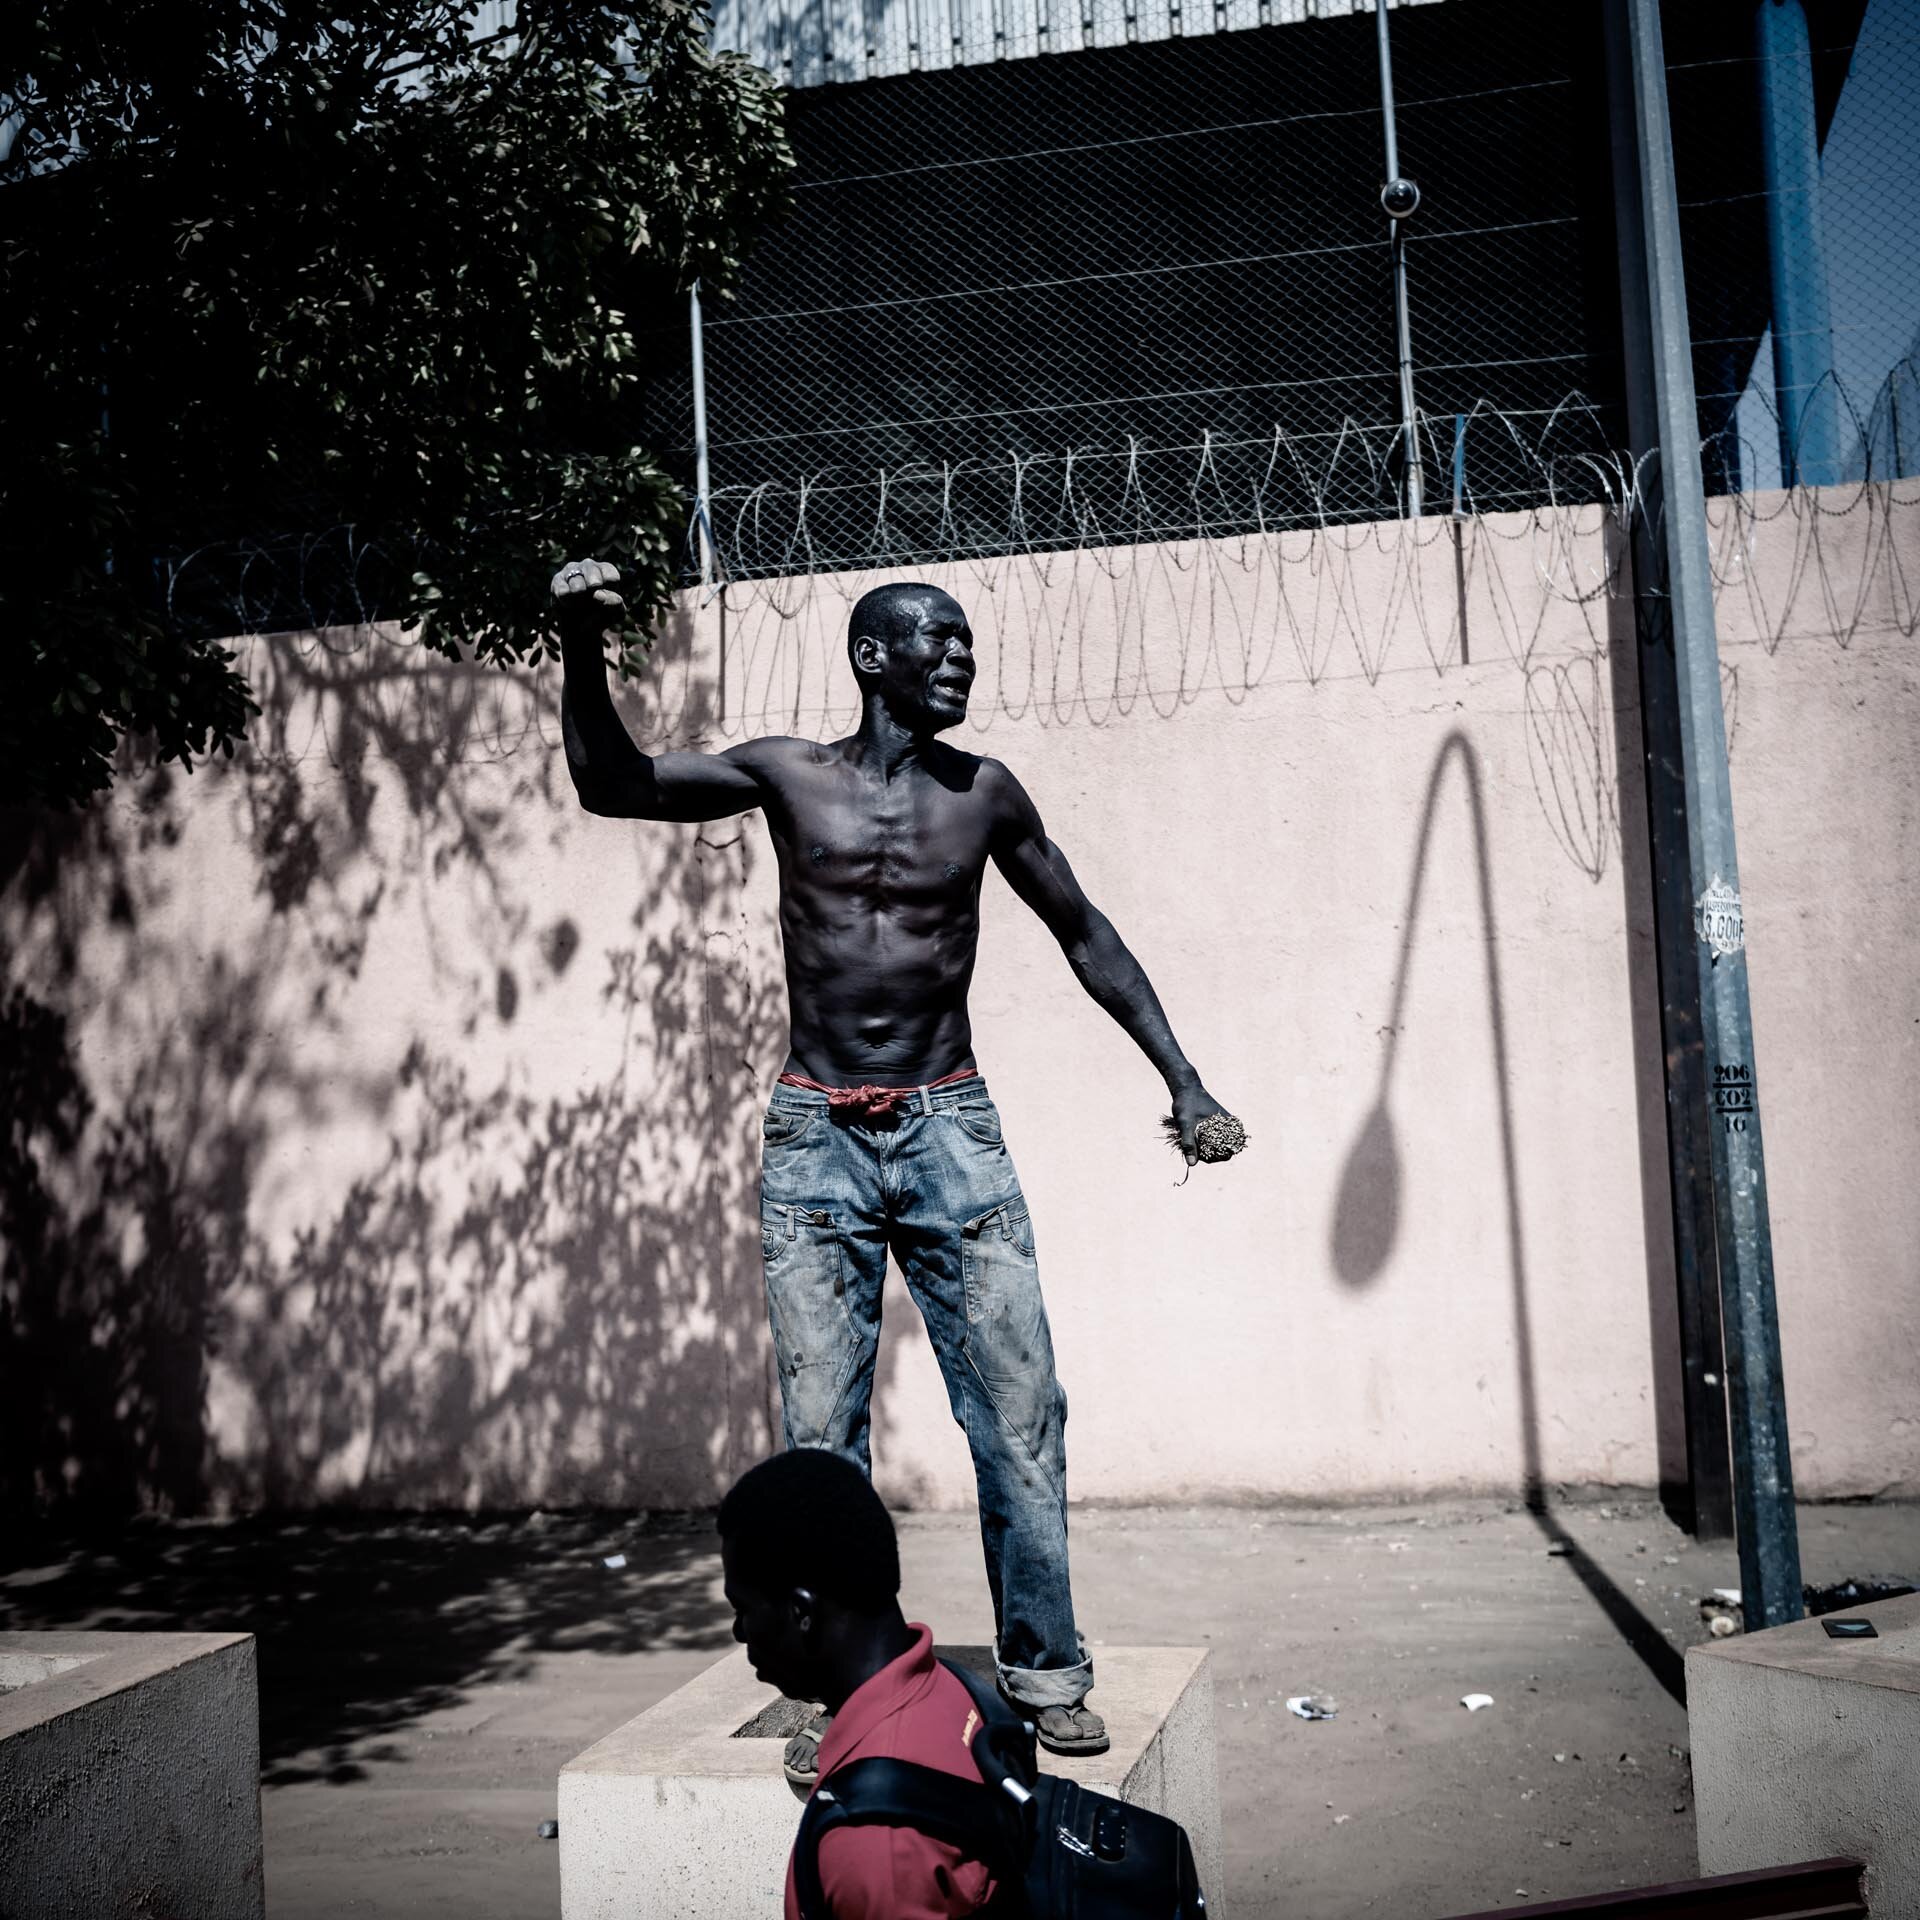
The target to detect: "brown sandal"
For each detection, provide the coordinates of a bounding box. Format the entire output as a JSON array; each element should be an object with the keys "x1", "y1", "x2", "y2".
[
  {"x1": 1008, "y1": 1696, "x2": 1110, "y2": 1756},
  {"x1": 783, "y1": 1710, "x2": 832, "y2": 1787}
]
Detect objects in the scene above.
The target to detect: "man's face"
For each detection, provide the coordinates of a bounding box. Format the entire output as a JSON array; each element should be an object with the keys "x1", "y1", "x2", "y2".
[
  {"x1": 721, "y1": 1536, "x2": 816, "y2": 1699},
  {"x1": 864, "y1": 593, "x2": 976, "y2": 734}
]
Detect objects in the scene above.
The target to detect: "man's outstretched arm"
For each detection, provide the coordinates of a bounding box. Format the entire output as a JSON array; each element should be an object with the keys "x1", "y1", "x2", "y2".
[
  {"x1": 988, "y1": 764, "x2": 1228, "y2": 1163},
  {"x1": 554, "y1": 557, "x2": 765, "y2": 822}
]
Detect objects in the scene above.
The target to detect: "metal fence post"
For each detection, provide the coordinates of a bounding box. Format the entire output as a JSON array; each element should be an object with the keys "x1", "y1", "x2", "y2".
[
  {"x1": 690, "y1": 279, "x2": 716, "y2": 591},
  {"x1": 1375, "y1": 0, "x2": 1424, "y2": 519},
  {"x1": 1604, "y1": 0, "x2": 1803, "y2": 1618}
]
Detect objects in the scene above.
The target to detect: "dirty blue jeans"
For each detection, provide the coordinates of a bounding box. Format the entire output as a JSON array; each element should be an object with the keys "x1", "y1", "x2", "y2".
[{"x1": 759, "y1": 1073, "x2": 1092, "y2": 1710}]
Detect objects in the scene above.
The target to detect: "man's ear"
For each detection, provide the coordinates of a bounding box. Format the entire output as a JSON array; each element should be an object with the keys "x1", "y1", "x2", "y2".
[
  {"x1": 850, "y1": 632, "x2": 885, "y2": 680},
  {"x1": 789, "y1": 1586, "x2": 817, "y2": 1634}
]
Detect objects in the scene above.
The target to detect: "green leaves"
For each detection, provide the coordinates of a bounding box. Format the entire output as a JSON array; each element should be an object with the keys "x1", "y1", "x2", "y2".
[{"x1": 2, "y1": 0, "x2": 792, "y2": 807}]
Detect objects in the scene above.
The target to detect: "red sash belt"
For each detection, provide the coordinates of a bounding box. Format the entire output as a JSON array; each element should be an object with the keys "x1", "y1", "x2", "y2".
[{"x1": 776, "y1": 1066, "x2": 980, "y2": 1121}]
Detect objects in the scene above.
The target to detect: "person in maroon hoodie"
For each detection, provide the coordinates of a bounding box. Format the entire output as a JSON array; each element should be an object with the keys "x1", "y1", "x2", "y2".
[{"x1": 719, "y1": 1449, "x2": 1001, "y2": 1920}]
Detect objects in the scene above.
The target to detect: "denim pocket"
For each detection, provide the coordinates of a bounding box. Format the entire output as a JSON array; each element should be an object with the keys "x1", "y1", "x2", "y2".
[
  {"x1": 1002, "y1": 1199, "x2": 1035, "y2": 1258},
  {"x1": 763, "y1": 1202, "x2": 836, "y2": 1258},
  {"x1": 762, "y1": 1107, "x2": 816, "y2": 1149},
  {"x1": 762, "y1": 1204, "x2": 852, "y2": 1402},
  {"x1": 960, "y1": 1196, "x2": 1037, "y2": 1320},
  {"x1": 953, "y1": 1103, "x2": 1003, "y2": 1147}
]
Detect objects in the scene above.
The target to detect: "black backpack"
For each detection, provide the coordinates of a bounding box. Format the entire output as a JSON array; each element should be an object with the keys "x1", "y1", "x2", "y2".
[{"x1": 792, "y1": 1660, "x2": 1208, "y2": 1919}]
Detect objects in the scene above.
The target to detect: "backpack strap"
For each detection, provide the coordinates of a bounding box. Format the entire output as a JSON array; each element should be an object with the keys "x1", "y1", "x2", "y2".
[
  {"x1": 936, "y1": 1660, "x2": 1042, "y2": 1805},
  {"x1": 793, "y1": 1757, "x2": 1008, "y2": 1920},
  {"x1": 936, "y1": 1658, "x2": 1020, "y2": 1731}
]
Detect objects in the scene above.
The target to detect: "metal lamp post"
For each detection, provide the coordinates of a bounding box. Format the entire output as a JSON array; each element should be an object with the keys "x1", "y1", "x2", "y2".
[{"x1": 1604, "y1": 0, "x2": 1804, "y2": 1626}]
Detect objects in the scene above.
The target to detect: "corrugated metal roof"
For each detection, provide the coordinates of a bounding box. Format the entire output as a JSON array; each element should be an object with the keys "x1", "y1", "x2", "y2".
[
  {"x1": 482, "y1": 0, "x2": 1444, "y2": 92},
  {"x1": 712, "y1": 0, "x2": 1446, "y2": 90}
]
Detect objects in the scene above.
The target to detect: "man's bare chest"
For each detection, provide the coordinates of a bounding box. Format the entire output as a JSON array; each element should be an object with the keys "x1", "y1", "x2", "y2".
[{"x1": 771, "y1": 770, "x2": 993, "y2": 905}]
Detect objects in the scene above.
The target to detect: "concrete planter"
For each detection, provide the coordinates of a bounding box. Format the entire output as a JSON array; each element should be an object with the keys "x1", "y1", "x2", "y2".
[
  {"x1": 1687, "y1": 1590, "x2": 1920, "y2": 1913},
  {"x1": 560, "y1": 1643, "x2": 1220, "y2": 1919},
  {"x1": 0, "y1": 1630, "x2": 265, "y2": 1920}
]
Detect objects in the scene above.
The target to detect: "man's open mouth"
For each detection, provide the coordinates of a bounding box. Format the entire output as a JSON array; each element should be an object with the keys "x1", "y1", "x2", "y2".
[{"x1": 931, "y1": 674, "x2": 973, "y2": 700}]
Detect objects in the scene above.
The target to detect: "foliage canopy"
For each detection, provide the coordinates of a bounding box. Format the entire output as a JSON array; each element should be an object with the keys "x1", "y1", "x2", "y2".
[{"x1": 3, "y1": 1, "x2": 790, "y2": 807}]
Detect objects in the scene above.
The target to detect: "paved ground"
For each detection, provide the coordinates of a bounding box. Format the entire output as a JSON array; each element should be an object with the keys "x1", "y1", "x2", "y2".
[{"x1": 4, "y1": 1495, "x2": 1917, "y2": 1919}]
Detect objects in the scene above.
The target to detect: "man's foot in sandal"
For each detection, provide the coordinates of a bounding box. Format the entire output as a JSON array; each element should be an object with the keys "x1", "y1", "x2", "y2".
[
  {"x1": 783, "y1": 1709, "x2": 832, "y2": 1787},
  {"x1": 1006, "y1": 1696, "x2": 1109, "y2": 1756}
]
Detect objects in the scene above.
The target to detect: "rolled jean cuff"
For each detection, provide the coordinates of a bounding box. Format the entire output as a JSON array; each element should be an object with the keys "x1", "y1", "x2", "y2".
[{"x1": 995, "y1": 1636, "x2": 1093, "y2": 1710}]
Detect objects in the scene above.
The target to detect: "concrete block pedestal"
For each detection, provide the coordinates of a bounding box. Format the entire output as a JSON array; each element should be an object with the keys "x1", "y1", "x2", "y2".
[
  {"x1": 0, "y1": 1630, "x2": 264, "y2": 1920},
  {"x1": 1687, "y1": 1590, "x2": 1920, "y2": 1909},
  {"x1": 561, "y1": 1644, "x2": 1219, "y2": 1918}
]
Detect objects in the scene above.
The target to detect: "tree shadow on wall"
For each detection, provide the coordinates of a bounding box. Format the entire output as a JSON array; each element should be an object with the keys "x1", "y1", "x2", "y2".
[
  {"x1": 0, "y1": 980, "x2": 219, "y2": 1515},
  {"x1": 0, "y1": 787, "x2": 248, "y2": 1518},
  {"x1": 1328, "y1": 729, "x2": 1687, "y2": 1705},
  {"x1": 1, "y1": 605, "x2": 778, "y2": 1527}
]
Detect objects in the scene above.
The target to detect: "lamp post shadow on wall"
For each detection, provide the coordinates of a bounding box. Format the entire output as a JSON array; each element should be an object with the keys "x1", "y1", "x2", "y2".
[
  {"x1": 1328, "y1": 0, "x2": 1816, "y2": 1620},
  {"x1": 1331, "y1": 728, "x2": 1686, "y2": 1706}
]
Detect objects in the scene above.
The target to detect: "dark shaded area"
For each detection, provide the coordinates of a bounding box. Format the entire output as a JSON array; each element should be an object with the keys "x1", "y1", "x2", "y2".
[
  {"x1": 1330, "y1": 729, "x2": 1686, "y2": 1705},
  {"x1": 0, "y1": 795, "x2": 232, "y2": 1516},
  {"x1": 1329, "y1": 1101, "x2": 1400, "y2": 1290},
  {"x1": 1436, "y1": 1853, "x2": 1868, "y2": 1920},
  {"x1": 156, "y1": 527, "x2": 433, "y2": 648},
  {"x1": 1802, "y1": 1574, "x2": 1916, "y2": 1615},
  {"x1": 1603, "y1": 530, "x2": 1697, "y2": 1535},
  {"x1": 541, "y1": 916, "x2": 582, "y2": 976},
  {"x1": 0, "y1": 612, "x2": 777, "y2": 1521},
  {"x1": 1538, "y1": 1518, "x2": 1688, "y2": 1707},
  {"x1": 0, "y1": 1511, "x2": 730, "y2": 1783}
]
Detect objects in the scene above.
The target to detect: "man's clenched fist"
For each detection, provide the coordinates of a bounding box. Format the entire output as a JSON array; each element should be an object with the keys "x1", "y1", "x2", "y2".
[{"x1": 551, "y1": 557, "x2": 625, "y2": 632}]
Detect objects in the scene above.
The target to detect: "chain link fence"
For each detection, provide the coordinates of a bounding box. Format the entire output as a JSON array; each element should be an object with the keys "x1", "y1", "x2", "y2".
[
  {"x1": 646, "y1": 0, "x2": 1920, "y2": 585},
  {"x1": 642, "y1": 0, "x2": 1630, "y2": 578}
]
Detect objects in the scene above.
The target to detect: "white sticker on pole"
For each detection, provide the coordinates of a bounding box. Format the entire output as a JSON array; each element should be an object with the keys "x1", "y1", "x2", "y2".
[{"x1": 1695, "y1": 875, "x2": 1744, "y2": 958}]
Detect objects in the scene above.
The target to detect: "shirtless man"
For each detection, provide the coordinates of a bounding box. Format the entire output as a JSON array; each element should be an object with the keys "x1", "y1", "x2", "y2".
[{"x1": 554, "y1": 559, "x2": 1231, "y2": 1760}]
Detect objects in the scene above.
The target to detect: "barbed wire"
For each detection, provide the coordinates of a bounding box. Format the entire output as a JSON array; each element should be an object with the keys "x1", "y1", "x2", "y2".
[
  {"x1": 159, "y1": 363, "x2": 1919, "y2": 653},
  {"x1": 693, "y1": 365, "x2": 1920, "y2": 585},
  {"x1": 160, "y1": 525, "x2": 425, "y2": 650},
  {"x1": 159, "y1": 380, "x2": 1920, "y2": 887},
  {"x1": 698, "y1": 394, "x2": 1622, "y2": 583},
  {"x1": 177, "y1": 384, "x2": 1913, "y2": 778}
]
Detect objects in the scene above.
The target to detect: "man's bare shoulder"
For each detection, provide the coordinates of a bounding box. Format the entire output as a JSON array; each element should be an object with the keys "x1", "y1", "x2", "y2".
[
  {"x1": 720, "y1": 735, "x2": 836, "y2": 781},
  {"x1": 966, "y1": 753, "x2": 1042, "y2": 830},
  {"x1": 933, "y1": 745, "x2": 1015, "y2": 793}
]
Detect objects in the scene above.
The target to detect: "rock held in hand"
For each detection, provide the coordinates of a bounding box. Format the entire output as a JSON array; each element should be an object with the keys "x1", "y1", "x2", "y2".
[
  {"x1": 1161, "y1": 1112, "x2": 1250, "y2": 1163},
  {"x1": 1195, "y1": 1113, "x2": 1249, "y2": 1162}
]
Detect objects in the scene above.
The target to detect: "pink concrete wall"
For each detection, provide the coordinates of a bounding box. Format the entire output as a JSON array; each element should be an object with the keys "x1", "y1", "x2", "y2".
[{"x1": 3, "y1": 488, "x2": 1914, "y2": 1512}]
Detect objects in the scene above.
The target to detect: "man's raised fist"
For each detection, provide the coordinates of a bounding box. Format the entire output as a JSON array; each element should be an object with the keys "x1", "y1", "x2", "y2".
[{"x1": 550, "y1": 557, "x2": 625, "y2": 630}]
